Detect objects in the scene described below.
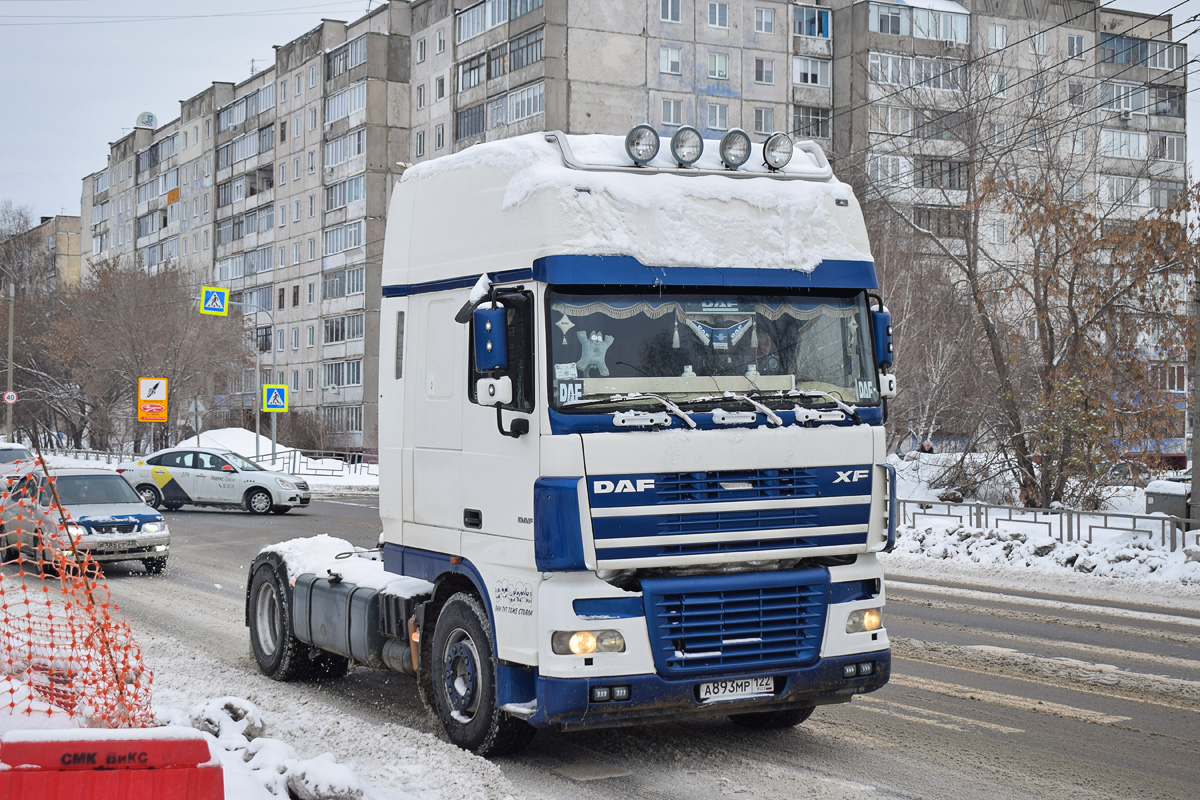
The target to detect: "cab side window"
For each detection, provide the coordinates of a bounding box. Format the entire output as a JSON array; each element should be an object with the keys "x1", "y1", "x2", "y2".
[
  {"x1": 160, "y1": 452, "x2": 194, "y2": 469},
  {"x1": 196, "y1": 453, "x2": 231, "y2": 471}
]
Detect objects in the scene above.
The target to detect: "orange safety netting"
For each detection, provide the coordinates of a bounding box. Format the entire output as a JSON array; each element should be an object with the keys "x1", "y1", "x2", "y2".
[{"x1": 0, "y1": 457, "x2": 153, "y2": 728}]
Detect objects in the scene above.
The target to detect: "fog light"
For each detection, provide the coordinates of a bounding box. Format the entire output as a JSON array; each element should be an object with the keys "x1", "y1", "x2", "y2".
[
  {"x1": 857, "y1": 662, "x2": 874, "y2": 676},
  {"x1": 846, "y1": 608, "x2": 883, "y2": 634},
  {"x1": 762, "y1": 132, "x2": 793, "y2": 170},
  {"x1": 842, "y1": 664, "x2": 858, "y2": 678},
  {"x1": 611, "y1": 685, "x2": 631, "y2": 701},
  {"x1": 590, "y1": 686, "x2": 611, "y2": 702},
  {"x1": 670, "y1": 125, "x2": 703, "y2": 165},
  {"x1": 719, "y1": 129, "x2": 751, "y2": 169}
]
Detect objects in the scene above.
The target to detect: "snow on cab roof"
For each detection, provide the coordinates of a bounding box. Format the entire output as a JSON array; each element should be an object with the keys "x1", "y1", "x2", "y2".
[{"x1": 396, "y1": 132, "x2": 871, "y2": 276}]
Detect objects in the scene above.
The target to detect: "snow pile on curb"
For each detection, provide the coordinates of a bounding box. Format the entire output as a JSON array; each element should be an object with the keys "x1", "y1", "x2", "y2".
[{"x1": 893, "y1": 517, "x2": 1200, "y2": 584}]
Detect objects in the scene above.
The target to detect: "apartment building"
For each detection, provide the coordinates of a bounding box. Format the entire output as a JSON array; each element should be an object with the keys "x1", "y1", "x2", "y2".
[
  {"x1": 79, "y1": 0, "x2": 1182, "y2": 452},
  {"x1": 0, "y1": 215, "x2": 82, "y2": 295}
]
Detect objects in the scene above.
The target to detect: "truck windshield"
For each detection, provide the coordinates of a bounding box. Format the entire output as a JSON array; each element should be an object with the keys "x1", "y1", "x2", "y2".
[{"x1": 548, "y1": 289, "x2": 879, "y2": 413}]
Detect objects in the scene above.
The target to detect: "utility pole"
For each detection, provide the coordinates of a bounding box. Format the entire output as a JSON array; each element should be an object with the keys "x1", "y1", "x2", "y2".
[{"x1": 1191, "y1": 291, "x2": 1200, "y2": 527}]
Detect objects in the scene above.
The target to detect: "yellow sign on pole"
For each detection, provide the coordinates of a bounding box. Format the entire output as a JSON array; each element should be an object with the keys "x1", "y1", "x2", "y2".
[{"x1": 137, "y1": 377, "x2": 169, "y2": 423}]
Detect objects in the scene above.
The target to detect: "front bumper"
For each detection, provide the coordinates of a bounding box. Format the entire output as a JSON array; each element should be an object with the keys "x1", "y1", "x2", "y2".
[
  {"x1": 525, "y1": 649, "x2": 890, "y2": 730},
  {"x1": 78, "y1": 534, "x2": 170, "y2": 563}
]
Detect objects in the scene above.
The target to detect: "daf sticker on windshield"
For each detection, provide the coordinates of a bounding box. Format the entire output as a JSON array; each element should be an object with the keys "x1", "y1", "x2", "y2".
[{"x1": 558, "y1": 380, "x2": 584, "y2": 404}]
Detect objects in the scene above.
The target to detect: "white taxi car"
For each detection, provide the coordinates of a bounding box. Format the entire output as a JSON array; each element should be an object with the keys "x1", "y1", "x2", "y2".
[{"x1": 116, "y1": 447, "x2": 311, "y2": 515}]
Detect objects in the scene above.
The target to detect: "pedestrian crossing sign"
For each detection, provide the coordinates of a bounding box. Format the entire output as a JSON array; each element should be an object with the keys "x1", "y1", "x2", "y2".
[
  {"x1": 262, "y1": 384, "x2": 289, "y2": 413},
  {"x1": 200, "y1": 286, "x2": 229, "y2": 316}
]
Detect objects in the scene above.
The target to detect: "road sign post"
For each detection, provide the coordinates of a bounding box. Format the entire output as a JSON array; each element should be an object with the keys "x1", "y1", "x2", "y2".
[{"x1": 199, "y1": 287, "x2": 229, "y2": 316}]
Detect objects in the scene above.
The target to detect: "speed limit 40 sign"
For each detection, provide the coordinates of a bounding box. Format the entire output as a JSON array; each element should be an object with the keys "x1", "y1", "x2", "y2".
[{"x1": 2, "y1": 391, "x2": 16, "y2": 405}]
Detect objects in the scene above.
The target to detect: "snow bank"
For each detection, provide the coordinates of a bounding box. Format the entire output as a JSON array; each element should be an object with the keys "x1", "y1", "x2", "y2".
[
  {"x1": 1145, "y1": 479, "x2": 1190, "y2": 496},
  {"x1": 176, "y1": 427, "x2": 296, "y2": 458},
  {"x1": 889, "y1": 517, "x2": 1200, "y2": 584}
]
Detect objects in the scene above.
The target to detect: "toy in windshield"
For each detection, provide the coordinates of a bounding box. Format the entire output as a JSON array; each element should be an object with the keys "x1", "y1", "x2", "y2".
[{"x1": 576, "y1": 330, "x2": 614, "y2": 377}]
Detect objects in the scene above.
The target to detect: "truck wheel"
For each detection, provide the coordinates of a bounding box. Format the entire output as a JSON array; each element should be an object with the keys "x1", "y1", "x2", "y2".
[
  {"x1": 728, "y1": 706, "x2": 815, "y2": 730},
  {"x1": 245, "y1": 488, "x2": 273, "y2": 515},
  {"x1": 430, "y1": 593, "x2": 536, "y2": 756},
  {"x1": 136, "y1": 484, "x2": 162, "y2": 509},
  {"x1": 248, "y1": 564, "x2": 310, "y2": 681}
]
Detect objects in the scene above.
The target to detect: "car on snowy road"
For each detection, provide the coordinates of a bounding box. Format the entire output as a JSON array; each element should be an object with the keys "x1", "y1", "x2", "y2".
[
  {"x1": 0, "y1": 467, "x2": 170, "y2": 574},
  {"x1": 116, "y1": 447, "x2": 310, "y2": 515}
]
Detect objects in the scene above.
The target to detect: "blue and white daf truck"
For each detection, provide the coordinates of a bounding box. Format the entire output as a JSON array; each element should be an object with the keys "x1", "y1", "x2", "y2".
[{"x1": 247, "y1": 127, "x2": 897, "y2": 756}]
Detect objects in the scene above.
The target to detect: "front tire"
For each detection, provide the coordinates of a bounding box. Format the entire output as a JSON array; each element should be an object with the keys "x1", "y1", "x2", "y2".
[
  {"x1": 245, "y1": 488, "x2": 273, "y2": 515},
  {"x1": 136, "y1": 484, "x2": 162, "y2": 509},
  {"x1": 430, "y1": 592, "x2": 536, "y2": 756},
  {"x1": 142, "y1": 557, "x2": 167, "y2": 575},
  {"x1": 728, "y1": 706, "x2": 815, "y2": 730},
  {"x1": 271, "y1": 506, "x2": 291, "y2": 515}
]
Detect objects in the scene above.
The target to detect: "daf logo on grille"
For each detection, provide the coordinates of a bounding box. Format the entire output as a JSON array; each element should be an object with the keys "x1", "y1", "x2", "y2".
[
  {"x1": 593, "y1": 479, "x2": 655, "y2": 494},
  {"x1": 833, "y1": 469, "x2": 870, "y2": 483}
]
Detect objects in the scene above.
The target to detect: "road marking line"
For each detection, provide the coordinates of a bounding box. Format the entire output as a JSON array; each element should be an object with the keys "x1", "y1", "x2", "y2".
[
  {"x1": 857, "y1": 695, "x2": 1024, "y2": 733},
  {"x1": 854, "y1": 703, "x2": 964, "y2": 732},
  {"x1": 889, "y1": 673, "x2": 1131, "y2": 725},
  {"x1": 888, "y1": 581, "x2": 1200, "y2": 629},
  {"x1": 314, "y1": 499, "x2": 380, "y2": 509}
]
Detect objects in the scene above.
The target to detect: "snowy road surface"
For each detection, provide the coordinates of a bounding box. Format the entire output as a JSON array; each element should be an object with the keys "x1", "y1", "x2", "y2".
[{"x1": 89, "y1": 499, "x2": 1200, "y2": 800}]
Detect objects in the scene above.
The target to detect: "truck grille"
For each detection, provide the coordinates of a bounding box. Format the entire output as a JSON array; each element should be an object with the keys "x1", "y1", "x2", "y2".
[
  {"x1": 654, "y1": 468, "x2": 819, "y2": 504},
  {"x1": 641, "y1": 569, "x2": 828, "y2": 677},
  {"x1": 90, "y1": 524, "x2": 136, "y2": 534}
]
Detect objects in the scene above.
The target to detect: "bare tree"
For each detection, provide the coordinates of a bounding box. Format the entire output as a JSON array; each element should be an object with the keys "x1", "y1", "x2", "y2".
[{"x1": 855, "y1": 29, "x2": 1191, "y2": 507}]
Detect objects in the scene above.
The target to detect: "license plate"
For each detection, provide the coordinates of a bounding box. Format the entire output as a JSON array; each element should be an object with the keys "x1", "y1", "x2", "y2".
[
  {"x1": 90, "y1": 540, "x2": 131, "y2": 551},
  {"x1": 697, "y1": 676, "x2": 775, "y2": 701}
]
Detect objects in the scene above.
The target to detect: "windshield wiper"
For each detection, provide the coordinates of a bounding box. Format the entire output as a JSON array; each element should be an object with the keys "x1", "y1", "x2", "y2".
[
  {"x1": 563, "y1": 392, "x2": 697, "y2": 428},
  {"x1": 721, "y1": 392, "x2": 783, "y2": 427},
  {"x1": 791, "y1": 390, "x2": 863, "y2": 425}
]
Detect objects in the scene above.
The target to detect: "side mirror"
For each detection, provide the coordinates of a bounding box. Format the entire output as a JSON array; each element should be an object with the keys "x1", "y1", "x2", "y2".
[
  {"x1": 221, "y1": 464, "x2": 235, "y2": 472},
  {"x1": 879, "y1": 373, "x2": 898, "y2": 399},
  {"x1": 476, "y1": 376, "x2": 512, "y2": 408},
  {"x1": 473, "y1": 307, "x2": 508, "y2": 371},
  {"x1": 872, "y1": 309, "x2": 893, "y2": 370}
]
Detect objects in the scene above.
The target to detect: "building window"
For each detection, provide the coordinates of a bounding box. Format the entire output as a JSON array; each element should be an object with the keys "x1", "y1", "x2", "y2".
[
  {"x1": 1068, "y1": 34, "x2": 1085, "y2": 59},
  {"x1": 508, "y1": 82, "x2": 544, "y2": 122},
  {"x1": 706, "y1": 102, "x2": 728, "y2": 131},
  {"x1": 458, "y1": 53, "x2": 486, "y2": 92},
  {"x1": 1068, "y1": 82, "x2": 1085, "y2": 107},
  {"x1": 867, "y1": 154, "x2": 909, "y2": 188},
  {"x1": 416, "y1": 38, "x2": 426, "y2": 63},
  {"x1": 456, "y1": 103, "x2": 486, "y2": 141},
  {"x1": 794, "y1": 4, "x2": 830, "y2": 38},
  {"x1": 708, "y1": 3, "x2": 728, "y2": 28},
  {"x1": 307, "y1": 325, "x2": 315, "y2": 346},
  {"x1": 913, "y1": 159, "x2": 969, "y2": 190},
  {"x1": 754, "y1": 58, "x2": 774, "y2": 84},
  {"x1": 416, "y1": 130, "x2": 426, "y2": 157},
  {"x1": 753, "y1": 107, "x2": 774, "y2": 135},
  {"x1": 869, "y1": 3, "x2": 905, "y2": 36},
  {"x1": 1102, "y1": 128, "x2": 1146, "y2": 159},
  {"x1": 306, "y1": 369, "x2": 314, "y2": 391},
  {"x1": 755, "y1": 8, "x2": 774, "y2": 34},
  {"x1": 795, "y1": 106, "x2": 831, "y2": 139},
  {"x1": 436, "y1": 28, "x2": 445, "y2": 54},
  {"x1": 509, "y1": 28, "x2": 544, "y2": 70},
  {"x1": 1152, "y1": 133, "x2": 1185, "y2": 162},
  {"x1": 988, "y1": 72, "x2": 1007, "y2": 97},
  {"x1": 435, "y1": 124, "x2": 445, "y2": 150},
  {"x1": 291, "y1": 370, "x2": 300, "y2": 392},
  {"x1": 988, "y1": 23, "x2": 1006, "y2": 50},
  {"x1": 661, "y1": 0, "x2": 681, "y2": 23},
  {"x1": 988, "y1": 218, "x2": 1007, "y2": 245},
  {"x1": 708, "y1": 52, "x2": 729, "y2": 80},
  {"x1": 293, "y1": 285, "x2": 300, "y2": 307},
  {"x1": 291, "y1": 327, "x2": 300, "y2": 350},
  {"x1": 417, "y1": 84, "x2": 426, "y2": 108},
  {"x1": 436, "y1": 76, "x2": 446, "y2": 100},
  {"x1": 660, "y1": 47, "x2": 681, "y2": 75},
  {"x1": 793, "y1": 56, "x2": 831, "y2": 87},
  {"x1": 663, "y1": 98, "x2": 683, "y2": 126},
  {"x1": 1030, "y1": 30, "x2": 1047, "y2": 55}
]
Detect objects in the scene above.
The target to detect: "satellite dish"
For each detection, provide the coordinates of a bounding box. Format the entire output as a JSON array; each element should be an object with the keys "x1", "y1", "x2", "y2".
[{"x1": 135, "y1": 112, "x2": 157, "y2": 129}]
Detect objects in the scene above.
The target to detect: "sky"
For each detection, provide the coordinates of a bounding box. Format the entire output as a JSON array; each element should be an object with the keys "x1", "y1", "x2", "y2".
[{"x1": 0, "y1": 0, "x2": 1198, "y2": 220}]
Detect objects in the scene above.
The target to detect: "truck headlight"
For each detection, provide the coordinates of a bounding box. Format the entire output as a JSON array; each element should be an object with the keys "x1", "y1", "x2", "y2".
[
  {"x1": 763, "y1": 132, "x2": 793, "y2": 170},
  {"x1": 625, "y1": 125, "x2": 659, "y2": 165},
  {"x1": 670, "y1": 125, "x2": 703, "y2": 166},
  {"x1": 720, "y1": 129, "x2": 751, "y2": 169},
  {"x1": 551, "y1": 629, "x2": 626, "y2": 655},
  {"x1": 276, "y1": 478, "x2": 296, "y2": 490},
  {"x1": 846, "y1": 608, "x2": 883, "y2": 634}
]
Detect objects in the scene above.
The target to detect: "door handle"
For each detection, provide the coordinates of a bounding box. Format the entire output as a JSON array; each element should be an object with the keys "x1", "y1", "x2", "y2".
[{"x1": 464, "y1": 508, "x2": 482, "y2": 529}]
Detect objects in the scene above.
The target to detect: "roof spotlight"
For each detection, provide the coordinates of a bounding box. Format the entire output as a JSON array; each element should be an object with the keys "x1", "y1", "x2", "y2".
[
  {"x1": 625, "y1": 125, "x2": 660, "y2": 165},
  {"x1": 670, "y1": 126, "x2": 704, "y2": 166},
  {"x1": 762, "y1": 132, "x2": 794, "y2": 171},
  {"x1": 719, "y1": 129, "x2": 751, "y2": 170}
]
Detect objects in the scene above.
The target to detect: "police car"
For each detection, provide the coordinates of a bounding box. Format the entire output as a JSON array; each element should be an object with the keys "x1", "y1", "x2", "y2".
[
  {"x1": 116, "y1": 447, "x2": 310, "y2": 514},
  {"x1": 0, "y1": 467, "x2": 170, "y2": 574}
]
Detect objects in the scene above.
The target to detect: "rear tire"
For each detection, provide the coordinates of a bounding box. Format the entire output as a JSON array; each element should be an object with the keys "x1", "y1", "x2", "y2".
[
  {"x1": 430, "y1": 592, "x2": 536, "y2": 756},
  {"x1": 136, "y1": 484, "x2": 162, "y2": 509},
  {"x1": 245, "y1": 488, "x2": 273, "y2": 515},
  {"x1": 248, "y1": 563, "x2": 349, "y2": 681},
  {"x1": 163, "y1": 503, "x2": 183, "y2": 512},
  {"x1": 142, "y1": 557, "x2": 167, "y2": 575},
  {"x1": 728, "y1": 706, "x2": 815, "y2": 730}
]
